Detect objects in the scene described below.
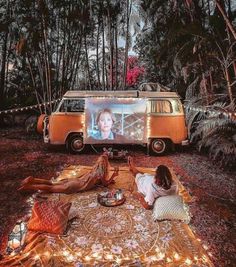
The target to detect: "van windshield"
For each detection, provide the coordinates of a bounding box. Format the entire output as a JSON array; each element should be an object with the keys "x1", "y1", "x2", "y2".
[
  {"x1": 172, "y1": 99, "x2": 184, "y2": 113},
  {"x1": 58, "y1": 99, "x2": 85, "y2": 112}
]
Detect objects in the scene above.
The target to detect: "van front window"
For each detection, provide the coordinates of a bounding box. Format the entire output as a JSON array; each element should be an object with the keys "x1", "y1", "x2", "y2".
[
  {"x1": 59, "y1": 99, "x2": 85, "y2": 112},
  {"x1": 149, "y1": 100, "x2": 172, "y2": 113}
]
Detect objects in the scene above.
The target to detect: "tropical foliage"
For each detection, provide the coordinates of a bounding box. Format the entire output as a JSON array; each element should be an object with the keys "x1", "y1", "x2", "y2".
[
  {"x1": 135, "y1": 0, "x2": 236, "y2": 167},
  {"x1": 185, "y1": 96, "x2": 236, "y2": 167}
]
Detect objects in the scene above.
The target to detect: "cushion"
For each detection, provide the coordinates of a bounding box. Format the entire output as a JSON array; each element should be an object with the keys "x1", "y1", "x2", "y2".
[
  {"x1": 152, "y1": 195, "x2": 190, "y2": 223},
  {"x1": 28, "y1": 200, "x2": 71, "y2": 234}
]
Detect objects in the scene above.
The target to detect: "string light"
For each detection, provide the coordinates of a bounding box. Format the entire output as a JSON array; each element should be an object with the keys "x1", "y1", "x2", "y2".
[
  {"x1": 208, "y1": 252, "x2": 213, "y2": 257},
  {"x1": 67, "y1": 255, "x2": 75, "y2": 262},
  {"x1": 185, "y1": 258, "x2": 192, "y2": 265},
  {"x1": 63, "y1": 250, "x2": 70, "y2": 257},
  {"x1": 157, "y1": 252, "x2": 165, "y2": 260},
  {"x1": 174, "y1": 253, "x2": 180, "y2": 260},
  {"x1": 184, "y1": 104, "x2": 235, "y2": 119},
  {"x1": 76, "y1": 252, "x2": 82, "y2": 257},
  {"x1": 34, "y1": 254, "x2": 40, "y2": 260},
  {"x1": 84, "y1": 255, "x2": 91, "y2": 261},
  {"x1": 202, "y1": 254, "x2": 208, "y2": 262},
  {"x1": 105, "y1": 254, "x2": 113, "y2": 260},
  {"x1": 0, "y1": 99, "x2": 61, "y2": 115},
  {"x1": 43, "y1": 251, "x2": 50, "y2": 257}
]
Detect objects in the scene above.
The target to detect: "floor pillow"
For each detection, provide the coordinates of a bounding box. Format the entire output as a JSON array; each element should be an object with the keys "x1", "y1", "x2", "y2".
[
  {"x1": 152, "y1": 195, "x2": 190, "y2": 223},
  {"x1": 27, "y1": 200, "x2": 71, "y2": 235}
]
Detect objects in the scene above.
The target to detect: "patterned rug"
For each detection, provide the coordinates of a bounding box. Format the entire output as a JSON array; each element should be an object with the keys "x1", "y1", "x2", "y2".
[{"x1": 0, "y1": 166, "x2": 214, "y2": 267}]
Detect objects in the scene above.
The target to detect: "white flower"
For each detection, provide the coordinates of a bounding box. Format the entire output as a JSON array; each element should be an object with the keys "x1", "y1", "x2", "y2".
[
  {"x1": 133, "y1": 215, "x2": 143, "y2": 222},
  {"x1": 75, "y1": 262, "x2": 83, "y2": 267},
  {"x1": 96, "y1": 213, "x2": 103, "y2": 219},
  {"x1": 104, "y1": 228, "x2": 112, "y2": 233},
  {"x1": 115, "y1": 224, "x2": 122, "y2": 231},
  {"x1": 75, "y1": 236, "x2": 87, "y2": 246},
  {"x1": 134, "y1": 224, "x2": 145, "y2": 232},
  {"x1": 88, "y1": 202, "x2": 97, "y2": 208},
  {"x1": 91, "y1": 243, "x2": 103, "y2": 253},
  {"x1": 125, "y1": 204, "x2": 134, "y2": 210},
  {"x1": 119, "y1": 220, "x2": 126, "y2": 225},
  {"x1": 125, "y1": 239, "x2": 139, "y2": 249},
  {"x1": 111, "y1": 245, "x2": 123, "y2": 254}
]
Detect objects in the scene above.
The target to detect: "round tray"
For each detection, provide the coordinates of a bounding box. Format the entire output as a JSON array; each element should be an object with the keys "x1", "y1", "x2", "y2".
[{"x1": 97, "y1": 192, "x2": 126, "y2": 207}]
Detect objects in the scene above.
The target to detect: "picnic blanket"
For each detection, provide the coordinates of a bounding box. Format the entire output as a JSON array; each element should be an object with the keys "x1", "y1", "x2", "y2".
[{"x1": 0, "y1": 166, "x2": 213, "y2": 267}]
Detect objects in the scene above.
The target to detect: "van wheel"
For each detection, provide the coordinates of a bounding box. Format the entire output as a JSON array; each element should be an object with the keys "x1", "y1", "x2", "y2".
[
  {"x1": 149, "y1": 139, "x2": 167, "y2": 155},
  {"x1": 66, "y1": 134, "x2": 85, "y2": 154}
]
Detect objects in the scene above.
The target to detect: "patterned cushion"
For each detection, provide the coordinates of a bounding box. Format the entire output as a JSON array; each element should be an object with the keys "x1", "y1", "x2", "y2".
[
  {"x1": 152, "y1": 195, "x2": 190, "y2": 223},
  {"x1": 28, "y1": 200, "x2": 71, "y2": 234}
]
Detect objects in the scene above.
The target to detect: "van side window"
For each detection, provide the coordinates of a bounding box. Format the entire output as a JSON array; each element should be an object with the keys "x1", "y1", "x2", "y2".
[
  {"x1": 59, "y1": 99, "x2": 85, "y2": 112},
  {"x1": 172, "y1": 99, "x2": 183, "y2": 113},
  {"x1": 149, "y1": 100, "x2": 172, "y2": 113}
]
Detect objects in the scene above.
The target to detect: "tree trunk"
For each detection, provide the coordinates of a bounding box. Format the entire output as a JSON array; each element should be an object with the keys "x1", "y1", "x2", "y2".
[
  {"x1": 115, "y1": 21, "x2": 118, "y2": 90},
  {"x1": 102, "y1": 16, "x2": 106, "y2": 90},
  {"x1": 108, "y1": 9, "x2": 114, "y2": 90},
  {"x1": 96, "y1": 22, "x2": 101, "y2": 88},
  {"x1": 198, "y1": 54, "x2": 209, "y2": 104},
  {"x1": 0, "y1": 18, "x2": 9, "y2": 114},
  {"x1": 123, "y1": 0, "x2": 132, "y2": 90},
  {"x1": 215, "y1": 0, "x2": 236, "y2": 40},
  {"x1": 225, "y1": 67, "x2": 234, "y2": 103},
  {"x1": 27, "y1": 54, "x2": 43, "y2": 114},
  {"x1": 84, "y1": 34, "x2": 92, "y2": 90}
]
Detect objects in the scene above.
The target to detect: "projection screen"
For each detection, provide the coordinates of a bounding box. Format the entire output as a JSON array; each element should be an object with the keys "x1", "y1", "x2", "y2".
[{"x1": 84, "y1": 98, "x2": 147, "y2": 144}]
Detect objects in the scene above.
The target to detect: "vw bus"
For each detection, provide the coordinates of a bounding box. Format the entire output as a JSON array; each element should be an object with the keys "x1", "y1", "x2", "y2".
[{"x1": 37, "y1": 90, "x2": 188, "y2": 155}]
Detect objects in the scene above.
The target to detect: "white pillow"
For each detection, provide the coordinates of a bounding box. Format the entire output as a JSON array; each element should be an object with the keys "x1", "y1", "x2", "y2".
[{"x1": 152, "y1": 195, "x2": 190, "y2": 223}]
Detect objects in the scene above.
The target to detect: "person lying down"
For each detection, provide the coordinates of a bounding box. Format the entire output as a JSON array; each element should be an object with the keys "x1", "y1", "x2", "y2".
[
  {"x1": 128, "y1": 156, "x2": 179, "y2": 210},
  {"x1": 18, "y1": 155, "x2": 119, "y2": 194}
]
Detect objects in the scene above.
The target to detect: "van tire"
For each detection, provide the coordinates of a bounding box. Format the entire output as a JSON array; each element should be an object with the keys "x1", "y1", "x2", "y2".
[
  {"x1": 149, "y1": 138, "x2": 168, "y2": 155},
  {"x1": 66, "y1": 134, "x2": 85, "y2": 154}
]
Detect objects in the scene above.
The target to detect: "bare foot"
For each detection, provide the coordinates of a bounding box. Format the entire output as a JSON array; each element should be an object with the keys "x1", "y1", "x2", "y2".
[{"x1": 21, "y1": 176, "x2": 34, "y2": 186}]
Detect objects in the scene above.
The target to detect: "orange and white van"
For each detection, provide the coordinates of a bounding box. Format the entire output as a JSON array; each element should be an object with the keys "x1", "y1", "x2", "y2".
[{"x1": 37, "y1": 90, "x2": 188, "y2": 155}]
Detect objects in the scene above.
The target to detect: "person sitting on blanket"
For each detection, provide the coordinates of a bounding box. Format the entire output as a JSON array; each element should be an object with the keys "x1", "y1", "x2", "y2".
[
  {"x1": 18, "y1": 155, "x2": 119, "y2": 193},
  {"x1": 128, "y1": 156, "x2": 178, "y2": 210}
]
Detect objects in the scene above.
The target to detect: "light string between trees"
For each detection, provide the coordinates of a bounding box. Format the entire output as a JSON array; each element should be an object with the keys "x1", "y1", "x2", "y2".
[{"x1": 0, "y1": 99, "x2": 61, "y2": 115}]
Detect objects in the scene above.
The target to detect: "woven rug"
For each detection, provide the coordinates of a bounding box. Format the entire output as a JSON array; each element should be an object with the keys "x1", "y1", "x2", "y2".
[{"x1": 0, "y1": 166, "x2": 213, "y2": 267}]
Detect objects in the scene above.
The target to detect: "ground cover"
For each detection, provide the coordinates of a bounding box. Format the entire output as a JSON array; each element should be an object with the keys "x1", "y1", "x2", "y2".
[{"x1": 0, "y1": 127, "x2": 235, "y2": 266}]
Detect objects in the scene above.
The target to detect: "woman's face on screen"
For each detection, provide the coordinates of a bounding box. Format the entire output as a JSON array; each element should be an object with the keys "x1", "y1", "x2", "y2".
[{"x1": 98, "y1": 112, "x2": 113, "y2": 133}]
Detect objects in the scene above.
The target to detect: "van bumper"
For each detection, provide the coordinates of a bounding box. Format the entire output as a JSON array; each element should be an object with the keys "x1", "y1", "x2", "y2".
[{"x1": 181, "y1": 139, "x2": 189, "y2": 146}]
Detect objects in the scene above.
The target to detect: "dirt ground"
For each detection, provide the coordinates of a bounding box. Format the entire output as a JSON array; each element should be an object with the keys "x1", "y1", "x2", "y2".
[{"x1": 0, "y1": 127, "x2": 235, "y2": 267}]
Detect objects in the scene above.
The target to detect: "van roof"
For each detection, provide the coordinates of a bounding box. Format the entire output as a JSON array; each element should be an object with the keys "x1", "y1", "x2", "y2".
[
  {"x1": 138, "y1": 91, "x2": 180, "y2": 98},
  {"x1": 63, "y1": 90, "x2": 180, "y2": 99},
  {"x1": 63, "y1": 90, "x2": 137, "y2": 98}
]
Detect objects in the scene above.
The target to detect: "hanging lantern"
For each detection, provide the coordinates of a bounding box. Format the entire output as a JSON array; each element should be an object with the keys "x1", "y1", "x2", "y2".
[{"x1": 7, "y1": 221, "x2": 27, "y2": 254}]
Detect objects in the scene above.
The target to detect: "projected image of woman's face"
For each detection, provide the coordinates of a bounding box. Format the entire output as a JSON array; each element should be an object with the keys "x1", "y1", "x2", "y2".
[{"x1": 98, "y1": 112, "x2": 113, "y2": 134}]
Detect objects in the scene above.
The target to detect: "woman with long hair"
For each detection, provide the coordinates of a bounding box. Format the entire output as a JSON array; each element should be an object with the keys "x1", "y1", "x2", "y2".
[
  {"x1": 128, "y1": 156, "x2": 178, "y2": 209},
  {"x1": 18, "y1": 155, "x2": 118, "y2": 194}
]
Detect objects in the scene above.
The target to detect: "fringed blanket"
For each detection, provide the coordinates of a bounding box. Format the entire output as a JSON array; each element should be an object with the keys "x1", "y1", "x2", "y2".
[{"x1": 0, "y1": 166, "x2": 213, "y2": 267}]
